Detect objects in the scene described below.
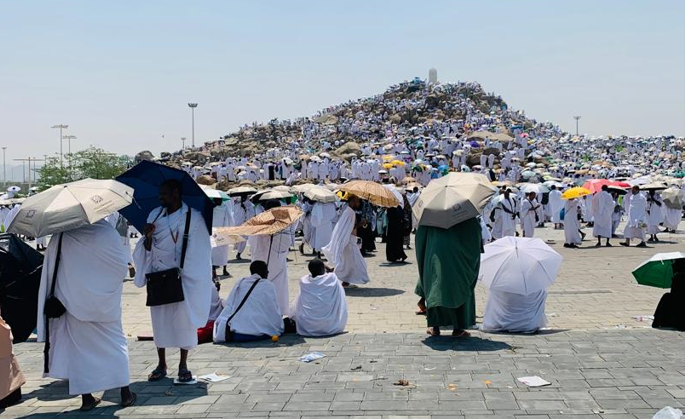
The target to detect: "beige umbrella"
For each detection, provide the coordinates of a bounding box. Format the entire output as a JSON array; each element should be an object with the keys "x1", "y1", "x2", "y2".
[
  {"x1": 259, "y1": 190, "x2": 293, "y2": 201},
  {"x1": 662, "y1": 187, "x2": 685, "y2": 209},
  {"x1": 291, "y1": 183, "x2": 316, "y2": 193},
  {"x1": 7, "y1": 178, "x2": 133, "y2": 238},
  {"x1": 227, "y1": 186, "x2": 258, "y2": 196},
  {"x1": 413, "y1": 172, "x2": 497, "y2": 229},
  {"x1": 338, "y1": 180, "x2": 400, "y2": 207},
  {"x1": 216, "y1": 206, "x2": 303, "y2": 242},
  {"x1": 304, "y1": 186, "x2": 338, "y2": 203}
]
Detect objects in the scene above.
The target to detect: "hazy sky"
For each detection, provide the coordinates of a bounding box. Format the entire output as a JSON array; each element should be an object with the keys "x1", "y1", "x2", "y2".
[{"x1": 1, "y1": 0, "x2": 683, "y2": 174}]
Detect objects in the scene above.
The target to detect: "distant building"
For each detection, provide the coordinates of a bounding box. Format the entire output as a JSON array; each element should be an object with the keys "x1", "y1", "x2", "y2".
[{"x1": 428, "y1": 68, "x2": 438, "y2": 84}]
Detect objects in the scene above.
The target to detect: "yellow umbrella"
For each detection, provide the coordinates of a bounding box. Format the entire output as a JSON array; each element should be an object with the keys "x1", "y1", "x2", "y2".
[
  {"x1": 561, "y1": 187, "x2": 592, "y2": 200},
  {"x1": 391, "y1": 160, "x2": 405, "y2": 166},
  {"x1": 382, "y1": 155, "x2": 394, "y2": 161},
  {"x1": 382, "y1": 163, "x2": 393, "y2": 169}
]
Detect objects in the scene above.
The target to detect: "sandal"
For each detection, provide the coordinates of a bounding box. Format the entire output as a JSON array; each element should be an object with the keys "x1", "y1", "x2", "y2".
[
  {"x1": 148, "y1": 367, "x2": 167, "y2": 382},
  {"x1": 121, "y1": 392, "x2": 137, "y2": 408},
  {"x1": 426, "y1": 327, "x2": 441, "y2": 336},
  {"x1": 178, "y1": 368, "x2": 193, "y2": 383},
  {"x1": 79, "y1": 397, "x2": 101, "y2": 412},
  {"x1": 452, "y1": 330, "x2": 471, "y2": 338}
]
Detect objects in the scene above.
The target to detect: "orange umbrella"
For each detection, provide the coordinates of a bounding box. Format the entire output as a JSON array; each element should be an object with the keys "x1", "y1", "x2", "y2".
[{"x1": 216, "y1": 206, "x2": 303, "y2": 241}]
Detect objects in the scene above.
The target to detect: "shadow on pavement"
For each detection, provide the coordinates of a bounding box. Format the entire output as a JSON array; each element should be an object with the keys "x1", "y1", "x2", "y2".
[
  {"x1": 422, "y1": 335, "x2": 512, "y2": 352},
  {"x1": 344, "y1": 287, "x2": 405, "y2": 297}
]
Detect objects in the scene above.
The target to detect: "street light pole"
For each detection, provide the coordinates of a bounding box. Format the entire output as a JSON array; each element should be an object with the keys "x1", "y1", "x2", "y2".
[
  {"x1": 51, "y1": 124, "x2": 69, "y2": 167},
  {"x1": 63, "y1": 135, "x2": 76, "y2": 155},
  {"x1": 2, "y1": 147, "x2": 6, "y2": 187},
  {"x1": 181, "y1": 137, "x2": 186, "y2": 150},
  {"x1": 573, "y1": 116, "x2": 581, "y2": 136},
  {"x1": 188, "y1": 103, "x2": 198, "y2": 148}
]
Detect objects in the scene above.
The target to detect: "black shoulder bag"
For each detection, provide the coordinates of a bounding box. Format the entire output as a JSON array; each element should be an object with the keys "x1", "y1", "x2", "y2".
[
  {"x1": 145, "y1": 210, "x2": 191, "y2": 307},
  {"x1": 43, "y1": 233, "x2": 66, "y2": 373},
  {"x1": 222, "y1": 277, "x2": 261, "y2": 342}
]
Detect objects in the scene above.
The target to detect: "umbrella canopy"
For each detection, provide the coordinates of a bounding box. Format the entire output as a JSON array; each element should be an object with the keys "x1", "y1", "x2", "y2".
[
  {"x1": 641, "y1": 183, "x2": 668, "y2": 191},
  {"x1": 202, "y1": 187, "x2": 229, "y2": 201},
  {"x1": 662, "y1": 187, "x2": 685, "y2": 209},
  {"x1": 304, "y1": 186, "x2": 337, "y2": 203},
  {"x1": 413, "y1": 172, "x2": 497, "y2": 229},
  {"x1": 606, "y1": 185, "x2": 628, "y2": 195},
  {"x1": 228, "y1": 186, "x2": 258, "y2": 196},
  {"x1": 8, "y1": 179, "x2": 133, "y2": 238},
  {"x1": 216, "y1": 205, "x2": 303, "y2": 240},
  {"x1": 520, "y1": 184, "x2": 550, "y2": 194},
  {"x1": 562, "y1": 187, "x2": 592, "y2": 200},
  {"x1": 291, "y1": 183, "x2": 316, "y2": 193},
  {"x1": 632, "y1": 252, "x2": 685, "y2": 289},
  {"x1": 480, "y1": 236, "x2": 563, "y2": 295},
  {"x1": 116, "y1": 160, "x2": 213, "y2": 232},
  {"x1": 259, "y1": 190, "x2": 293, "y2": 201},
  {"x1": 338, "y1": 180, "x2": 400, "y2": 208},
  {"x1": 0, "y1": 233, "x2": 43, "y2": 343}
]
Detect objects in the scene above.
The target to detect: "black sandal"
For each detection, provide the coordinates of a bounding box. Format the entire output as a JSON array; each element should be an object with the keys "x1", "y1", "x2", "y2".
[
  {"x1": 148, "y1": 367, "x2": 167, "y2": 382},
  {"x1": 121, "y1": 393, "x2": 137, "y2": 408},
  {"x1": 178, "y1": 368, "x2": 193, "y2": 383}
]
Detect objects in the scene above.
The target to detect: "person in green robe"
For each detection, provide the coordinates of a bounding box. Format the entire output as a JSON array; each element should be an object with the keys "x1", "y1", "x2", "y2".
[{"x1": 415, "y1": 217, "x2": 482, "y2": 337}]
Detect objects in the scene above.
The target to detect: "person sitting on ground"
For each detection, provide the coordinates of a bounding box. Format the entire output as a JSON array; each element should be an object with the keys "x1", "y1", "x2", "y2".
[
  {"x1": 291, "y1": 259, "x2": 348, "y2": 337},
  {"x1": 652, "y1": 258, "x2": 685, "y2": 332},
  {"x1": 481, "y1": 289, "x2": 548, "y2": 334},
  {"x1": 213, "y1": 261, "x2": 284, "y2": 343}
]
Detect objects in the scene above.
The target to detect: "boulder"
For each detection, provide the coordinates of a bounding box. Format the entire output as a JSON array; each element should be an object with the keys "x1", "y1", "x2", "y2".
[
  {"x1": 196, "y1": 175, "x2": 215, "y2": 186},
  {"x1": 135, "y1": 150, "x2": 154, "y2": 163}
]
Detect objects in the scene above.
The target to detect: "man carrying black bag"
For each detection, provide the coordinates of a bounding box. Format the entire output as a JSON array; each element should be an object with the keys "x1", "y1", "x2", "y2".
[{"x1": 133, "y1": 179, "x2": 212, "y2": 383}]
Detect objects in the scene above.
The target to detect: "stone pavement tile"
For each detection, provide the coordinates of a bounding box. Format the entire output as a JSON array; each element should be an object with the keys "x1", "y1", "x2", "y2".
[
  {"x1": 282, "y1": 400, "x2": 332, "y2": 411},
  {"x1": 517, "y1": 400, "x2": 569, "y2": 410},
  {"x1": 175, "y1": 403, "x2": 212, "y2": 414}
]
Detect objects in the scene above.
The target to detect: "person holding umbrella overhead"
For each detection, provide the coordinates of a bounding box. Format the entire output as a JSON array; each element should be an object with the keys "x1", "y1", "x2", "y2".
[
  {"x1": 652, "y1": 258, "x2": 684, "y2": 331},
  {"x1": 10, "y1": 179, "x2": 137, "y2": 411},
  {"x1": 632, "y1": 253, "x2": 685, "y2": 331},
  {"x1": 133, "y1": 179, "x2": 212, "y2": 384},
  {"x1": 412, "y1": 173, "x2": 497, "y2": 337}
]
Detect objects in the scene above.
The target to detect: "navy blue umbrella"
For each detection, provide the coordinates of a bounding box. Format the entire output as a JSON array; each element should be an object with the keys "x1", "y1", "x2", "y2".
[{"x1": 116, "y1": 161, "x2": 213, "y2": 232}]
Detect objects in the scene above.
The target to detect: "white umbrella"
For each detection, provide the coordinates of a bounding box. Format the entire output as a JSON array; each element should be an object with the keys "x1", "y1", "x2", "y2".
[
  {"x1": 7, "y1": 178, "x2": 134, "y2": 238},
  {"x1": 382, "y1": 184, "x2": 404, "y2": 208},
  {"x1": 259, "y1": 190, "x2": 293, "y2": 201},
  {"x1": 304, "y1": 186, "x2": 337, "y2": 203},
  {"x1": 520, "y1": 184, "x2": 550, "y2": 194},
  {"x1": 479, "y1": 236, "x2": 563, "y2": 295}
]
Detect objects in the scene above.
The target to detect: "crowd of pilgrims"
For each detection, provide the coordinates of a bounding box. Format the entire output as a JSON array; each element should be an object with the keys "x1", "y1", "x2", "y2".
[{"x1": 2, "y1": 79, "x2": 684, "y2": 411}]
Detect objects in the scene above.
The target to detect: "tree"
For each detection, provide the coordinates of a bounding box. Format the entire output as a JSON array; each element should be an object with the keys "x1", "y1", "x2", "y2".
[{"x1": 37, "y1": 147, "x2": 131, "y2": 190}]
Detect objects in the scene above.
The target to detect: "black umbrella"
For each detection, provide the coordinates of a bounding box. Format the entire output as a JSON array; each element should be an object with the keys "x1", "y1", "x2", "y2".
[
  {"x1": 116, "y1": 161, "x2": 214, "y2": 233},
  {"x1": 0, "y1": 233, "x2": 43, "y2": 343}
]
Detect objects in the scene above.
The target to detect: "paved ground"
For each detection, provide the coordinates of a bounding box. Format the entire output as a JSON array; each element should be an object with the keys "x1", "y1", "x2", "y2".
[
  {"x1": 3, "y1": 221, "x2": 684, "y2": 418},
  {"x1": 119, "y1": 221, "x2": 685, "y2": 336},
  {"x1": 6, "y1": 330, "x2": 685, "y2": 418}
]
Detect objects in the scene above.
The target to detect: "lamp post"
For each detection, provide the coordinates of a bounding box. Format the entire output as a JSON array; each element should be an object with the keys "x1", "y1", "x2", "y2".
[
  {"x1": 51, "y1": 124, "x2": 68, "y2": 167},
  {"x1": 573, "y1": 116, "x2": 581, "y2": 136},
  {"x1": 187, "y1": 103, "x2": 198, "y2": 148},
  {"x1": 63, "y1": 135, "x2": 76, "y2": 155},
  {"x1": 2, "y1": 147, "x2": 6, "y2": 187},
  {"x1": 181, "y1": 136, "x2": 186, "y2": 150}
]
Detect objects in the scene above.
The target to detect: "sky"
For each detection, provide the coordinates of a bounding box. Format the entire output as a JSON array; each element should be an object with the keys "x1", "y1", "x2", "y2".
[{"x1": 1, "y1": 0, "x2": 684, "y2": 179}]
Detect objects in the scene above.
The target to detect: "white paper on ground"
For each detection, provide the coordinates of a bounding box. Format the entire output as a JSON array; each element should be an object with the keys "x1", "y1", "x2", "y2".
[
  {"x1": 198, "y1": 372, "x2": 230, "y2": 383},
  {"x1": 517, "y1": 376, "x2": 551, "y2": 387}
]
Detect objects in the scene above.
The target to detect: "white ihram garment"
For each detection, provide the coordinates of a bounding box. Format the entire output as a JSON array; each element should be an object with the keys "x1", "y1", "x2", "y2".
[
  {"x1": 520, "y1": 199, "x2": 538, "y2": 238},
  {"x1": 664, "y1": 207, "x2": 681, "y2": 230},
  {"x1": 133, "y1": 204, "x2": 212, "y2": 350},
  {"x1": 213, "y1": 274, "x2": 283, "y2": 342},
  {"x1": 322, "y1": 206, "x2": 369, "y2": 285},
  {"x1": 211, "y1": 203, "x2": 233, "y2": 266},
  {"x1": 248, "y1": 233, "x2": 291, "y2": 316},
  {"x1": 232, "y1": 201, "x2": 255, "y2": 254},
  {"x1": 548, "y1": 190, "x2": 563, "y2": 223},
  {"x1": 646, "y1": 196, "x2": 664, "y2": 235},
  {"x1": 482, "y1": 289, "x2": 548, "y2": 333},
  {"x1": 309, "y1": 202, "x2": 336, "y2": 251},
  {"x1": 563, "y1": 199, "x2": 581, "y2": 245},
  {"x1": 623, "y1": 193, "x2": 647, "y2": 240},
  {"x1": 493, "y1": 197, "x2": 517, "y2": 239},
  {"x1": 291, "y1": 272, "x2": 347, "y2": 337},
  {"x1": 592, "y1": 191, "x2": 614, "y2": 238},
  {"x1": 37, "y1": 221, "x2": 130, "y2": 395}
]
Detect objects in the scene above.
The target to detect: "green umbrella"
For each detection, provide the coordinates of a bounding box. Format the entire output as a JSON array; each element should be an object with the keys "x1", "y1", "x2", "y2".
[{"x1": 632, "y1": 252, "x2": 685, "y2": 289}]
